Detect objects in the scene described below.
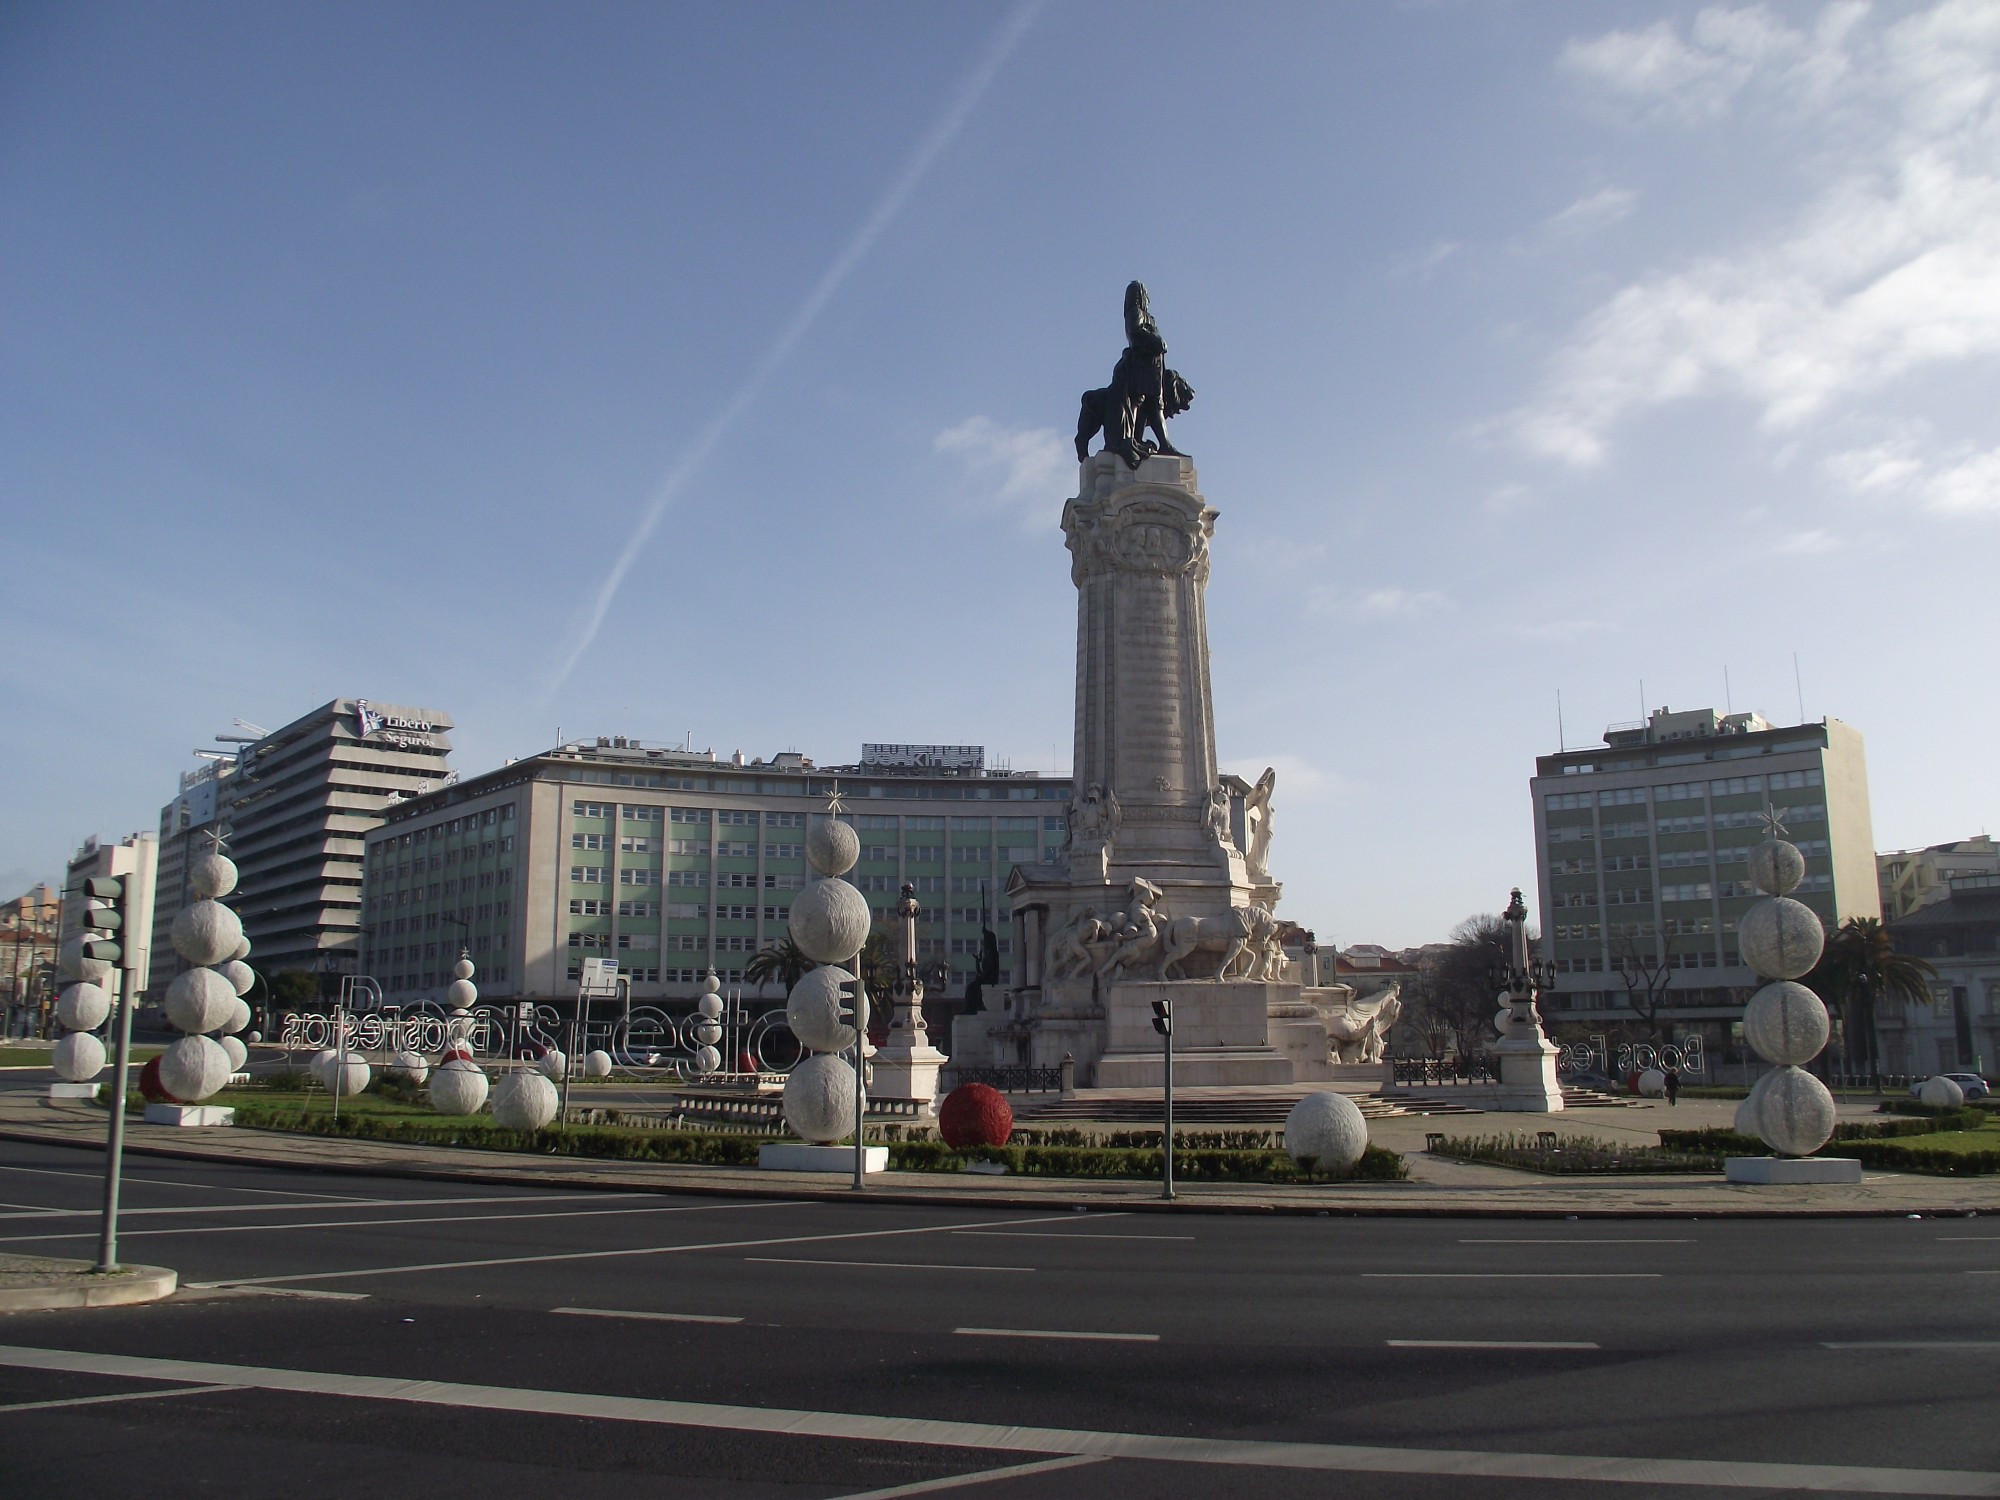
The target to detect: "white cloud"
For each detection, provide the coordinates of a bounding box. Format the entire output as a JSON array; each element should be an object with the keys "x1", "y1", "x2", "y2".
[
  {"x1": 1776, "y1": 527, "x2": 1840, "y2": 554},
  {"x1": 1825, "y1": 431, "x2": 2000, "y2": 516},
  {"x1": 1351, "y1": 587, "x2": 1448, "y2": 618},
  {"x1": 1517, "y1": 2, "x2": 2000, "y2": 472},
  {"x1": 1389, "y1": 238, "x2": 1461, "y2": 281},
  {"x1": 934, "y1": 415, "x2": 1072, "y2": 528},
  {"x1": 1546, "y1": 186, "x2": 1638, "y2": 237}
]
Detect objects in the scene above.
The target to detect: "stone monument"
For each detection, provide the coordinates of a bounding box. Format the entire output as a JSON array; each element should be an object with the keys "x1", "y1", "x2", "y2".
[
  {"x1": 870, "y1": 883, "x2": 947, "y2": 1109},
  {"x1": 957, "y1": 283, "x2": 1371, "y2": 1087},
  {"x1": 1487, "y1": 889, "x2": 1563, "y2": 1112}
]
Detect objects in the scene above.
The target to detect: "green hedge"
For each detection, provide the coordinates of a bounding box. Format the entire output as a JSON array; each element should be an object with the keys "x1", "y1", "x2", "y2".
[
  {"x1": 228, "y1": 1103, "x2": 1406, "y2": 1183},
  {"x1": 1659, "y1": 1113, "x2": 1981, "y2": 1152},
  {"x1": 1845, "y1": 1141, "x2": 2000, "y2": 1175},
  {"x1": 1429, "y1": 1133, "x2": 1722, "y2": 1174}
]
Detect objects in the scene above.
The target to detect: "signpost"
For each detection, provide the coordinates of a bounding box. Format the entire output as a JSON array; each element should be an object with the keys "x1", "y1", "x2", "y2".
[{"x1": 1152, "y1": 996, "x2": 1174, "y2": 1202}]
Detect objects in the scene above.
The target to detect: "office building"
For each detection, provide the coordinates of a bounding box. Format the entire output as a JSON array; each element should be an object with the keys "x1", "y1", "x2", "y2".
[
  {"x1": 147, "y1": 757, "x2": 236, "y2": 998},
  {"x1": 1879, "y1": 836, "x2": 2000, "y2": 922},
  {"x1": 1884, "y1": 871, "x2": 2000, "y2": 1077},
  {"x1": 228, "y1": 699, "x2": 454, "y2": 978},
  {"x1": 362, "y1": 737, "x2": 1070, "y2": 1003},
  {"x1": 1531, "y1": 706, "x2": 1880, "y2": 1034}
]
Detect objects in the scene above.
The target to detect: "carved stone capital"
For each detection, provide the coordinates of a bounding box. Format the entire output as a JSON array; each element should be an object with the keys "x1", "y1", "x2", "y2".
[{"x1": 1063, "y1": 459, "x2": 1216, "y2": 587}]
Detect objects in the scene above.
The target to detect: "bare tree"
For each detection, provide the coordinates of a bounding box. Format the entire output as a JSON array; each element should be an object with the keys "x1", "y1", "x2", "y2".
[
  {"x1": 1405, "y1": 914, "x2": 1510, "y2": 1062},
  {"x1": 1611, "y1": 931, "x2": 1677, "y2": 1042}
]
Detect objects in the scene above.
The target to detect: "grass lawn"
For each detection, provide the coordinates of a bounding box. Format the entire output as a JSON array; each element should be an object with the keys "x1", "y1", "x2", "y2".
[{"x1": 1861, "y1": 1120, "x2": 2000, "y2": 1156}]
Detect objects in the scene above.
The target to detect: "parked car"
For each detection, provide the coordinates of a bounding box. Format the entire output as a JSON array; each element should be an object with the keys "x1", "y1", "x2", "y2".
[{"x1": 1908, "y1": 1072, "x2": 1992, "y2": 1101}]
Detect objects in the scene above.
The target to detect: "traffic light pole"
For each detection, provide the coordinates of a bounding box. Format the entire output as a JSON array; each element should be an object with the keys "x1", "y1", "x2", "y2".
[
  {"x1": 851, "y1": 968, "x2": 868, "y2": 1192},
  {"x1": 1162, "y1": 1012, "x2": 1175, "y2": 1202},
  {"x1": 96, "y1": 962, "x2": 138, "y2": 1271}
]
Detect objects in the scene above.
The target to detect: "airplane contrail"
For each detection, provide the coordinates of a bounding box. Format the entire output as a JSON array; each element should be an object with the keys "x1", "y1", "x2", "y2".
[{"x1": 545, "y1": 2, "x2": 1046, "y2": 697}]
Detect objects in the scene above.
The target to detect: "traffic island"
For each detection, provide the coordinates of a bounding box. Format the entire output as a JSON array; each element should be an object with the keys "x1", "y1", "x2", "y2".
[{"x1": 0, "y1": 1253, "x2": 177, "y2": 1313}]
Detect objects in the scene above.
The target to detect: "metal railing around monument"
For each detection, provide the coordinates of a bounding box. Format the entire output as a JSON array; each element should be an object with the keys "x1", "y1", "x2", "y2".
[
  {"x1": 953, "y1": 1065, "x2": 1064, "y2": 1093},
  {"x1": 1391, "y1": 1055, "x2": 1500, "y2": 1088}
]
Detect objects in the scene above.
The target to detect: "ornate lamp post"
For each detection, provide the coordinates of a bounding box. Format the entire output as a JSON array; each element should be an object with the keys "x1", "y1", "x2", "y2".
[{"x1": 1487, "y1": 888, "x2": 1564, "y2": 1111}]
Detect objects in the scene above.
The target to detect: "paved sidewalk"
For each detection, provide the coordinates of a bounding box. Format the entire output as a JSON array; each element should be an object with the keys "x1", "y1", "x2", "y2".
[{"x1": 4, "y1": 1092, "x2": 1996, "y2": 1218}]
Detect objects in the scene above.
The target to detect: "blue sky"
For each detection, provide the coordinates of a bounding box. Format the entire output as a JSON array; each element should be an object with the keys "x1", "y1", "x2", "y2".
[{"x1": 3, "y1": 1, "x2": 1995, "y2": 946}]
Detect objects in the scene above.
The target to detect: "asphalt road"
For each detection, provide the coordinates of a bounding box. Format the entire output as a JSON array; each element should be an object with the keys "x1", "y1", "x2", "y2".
[{"x1": 1, "y1": 1139, "x2": 1996, "y2": 1498}]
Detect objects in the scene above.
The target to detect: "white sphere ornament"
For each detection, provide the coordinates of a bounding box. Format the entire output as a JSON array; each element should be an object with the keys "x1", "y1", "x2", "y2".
[
  {"x1": 429, "y1": 1058, "x2": 489, "y2": 1115},
  {"x1": 52, "y1": 1031, "x2": 106, "y2": 1082},
  {"x1": 1737, "y1": 896, "x2": 1824, "y2": 980},
  {"x1": 219, "y1": 1035, "x2": 249, "y2": 1073},
  {"x1": 584, "y1": 1050, "x2": 612, "y2": 1078},
  {"x1": 1748, "y1": 839, "x2": 1806, "y2": 897},
  {"x1": 56, "y1": 982, "x2": 111, "y2": 1033},
  {"x1": 492, "y1": 1070, "x2": 559, "y2": 1130},
  {"x1": 222, "y1": 996, "x2": 251, "y2": 1036},
  {"x1": 324, "y1": 1056, "x2": 372, "y2": 1098},
  {"x1": 165, "y1": 967, "x2": 237, "y2": 1035},
  {"x1": 188, "y1": 851, "x2": 239, "y2": 899},
  {"x1": 534, "y1": 1049, "x2": 566, "y2": 1081},
  {"x1": 694, "y1": 1019, "x2": 723, "y2": 1047},
  {"x1": 1734, "y1": 1072, "x2": 1773, "y2": 1138},
  {"x1": 231, "y1": 937, "x2": 251, "y2": 961},
  {"x1": 1919, "y1": 1075, "x2": 1966, "y2": 1109},
  {"x1": 1743, "y1": 981, "x2": 1830, "y2": 1066},
  {"x1": 159, "y1": 1035, "x2": 233, "y2": 1103},
  {"x1": 1755, "y1": 1065, "x2": 1836, "y2": 1156},
  {"x1": 392, "y1": 1049, "x2": 430, "y2": 1084},
  {"x1": 782, "y1": 1052, "x2": 857, "y2": 1143},
  {"x1": 787, "y1": 967, "x2": 858, "y2": 1054},
  {"x1": 452, "y1": 956, "x2": 475, "y2": 981},
  {"x1": 59, "y1": 935, "x2": 113, "y2": 986},
  {"x1": 788, "y1": 878, "x2": 870, "y2": 965},
  {"x1": 171, "y1": 900, "x2": 244, "y2": 967},
  {"x1": 1637, "y1": 1068, "x2": 1667, "y2": 1098},
  {"x1": 699, "y1": 970, "x2": 721, "y2": 996},
  {"x1": 446, "y1": 978, "x2": 478, "y2": 1010},
  {"x1": 806, "y1": 818, "x2": 860, "y2": 878},
  {"x1": 309, "y1": 1048, "x2": 340, "y2": 1086},
  {"x1": 693, "y1": 1044, "x2": 722, "y2": 1074},
  {"x1": 697, "y1": 991, "x2": 724, "y2": 1020},
  {"x1": 1283, "y1": 1091, "x2": 1369, "y2": 1173},
  {"x1": 220, "y1": 959, "x2": 256, "y2": 997}
]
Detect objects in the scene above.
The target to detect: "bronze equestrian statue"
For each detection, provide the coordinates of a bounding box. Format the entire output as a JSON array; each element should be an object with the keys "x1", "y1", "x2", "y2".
[{"x1": 1076, "y1": 281, "x2": 1195, "y2": 468}]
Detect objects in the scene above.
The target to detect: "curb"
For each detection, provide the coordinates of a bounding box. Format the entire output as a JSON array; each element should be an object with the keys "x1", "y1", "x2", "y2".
[
  {"x1": 4, "y1": 1121, "x2": 1995, "y2": 1219},
  {"x1": 0, "y1": 1264, "x2": 178, "y2": 1313}
]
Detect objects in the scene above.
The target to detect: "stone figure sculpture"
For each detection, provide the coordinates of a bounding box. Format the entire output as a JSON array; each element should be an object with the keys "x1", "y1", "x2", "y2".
[
  {"x1": 1244, "y1": 767, "x2": 1276, "y2": 878},
  {"x1": 1099, "y1": 878, "x2": 1168, "y2": 979},
  {"x1": 1322, "y1": 987, "x2": 1402, "y2": 1064},
  {"x1": 1206, "y1": 783, "x2": 1235, "y2": 847},
  {"x1": 1160, "y1": 903, "x2": 1281, "y2": 981},
  {"x1": 1046, "y1": 908, "x2": 1115, "y2": 979},
  {"x1": 1076, "y1": 281, "x2": 1195, "y2": 468}
]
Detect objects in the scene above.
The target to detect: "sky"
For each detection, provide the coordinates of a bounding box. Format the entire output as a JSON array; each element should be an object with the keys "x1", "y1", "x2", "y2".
[{"x1": 3, "y1": 1, "x2": 1995, "y2": 947}]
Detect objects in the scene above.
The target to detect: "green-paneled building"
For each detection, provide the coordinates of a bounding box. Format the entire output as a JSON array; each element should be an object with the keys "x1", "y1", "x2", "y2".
[{"x1": 1531, "y1": 706, "x2": 1879, "y2": 1031}]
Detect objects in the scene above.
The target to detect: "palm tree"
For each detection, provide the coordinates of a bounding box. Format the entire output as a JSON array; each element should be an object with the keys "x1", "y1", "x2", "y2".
[
  {"x1": 1809, "y1": 916, "x2": 1938, "y2": 1090},
  {"x1": 743, "y1": 938, "x2": 813, "y2": 994}
]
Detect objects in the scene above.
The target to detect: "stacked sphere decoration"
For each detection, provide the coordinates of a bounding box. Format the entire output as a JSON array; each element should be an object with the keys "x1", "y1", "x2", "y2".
[
  {"x1": 157, "y1": 847, "x2": 247, "y2": 1110},
  {"x1": 51, "y1": 977, "x2": 110, "y2": 1084},
  {"x1": 1283, "y1": 1091, "x2": 1369, "y2": 1175},
  {"x1": 778, "y1": 817, "x2": 868, "y2": 1145},
  {"x1": 492, "y1": 1069, "x2": 558, "y2": 1131},
  {"x1": 218, "y1": 1035, "x2": 250, "y2": 1074},
  {"x1": 1735, "y1": 830, "x2": 1835, "y2": 1157},
  {"x1": 446, "y1": 954, "x2": 478, "y2": 1011},
  {"x1": 429, "y1": 1056, "x2": 489, "y2": 1115},
  {"x1": 939, "y1": 1083, "x2": 1014, "y2": 1149}
]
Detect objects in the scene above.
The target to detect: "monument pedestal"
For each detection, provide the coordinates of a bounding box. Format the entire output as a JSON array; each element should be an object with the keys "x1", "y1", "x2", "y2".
[
  {"x1": 143, "y1": 1103, "x2": 234, "y2": 1127},
  {"x1": 47, "y1": 1082, "x2": 99, "y2": 1100},
  {"x1": 1490, "y1": 1037, "x2": 1565, "y2": 1112},
  {"x1": 1094, "y1": 980, "x2": 1294, "y2": 1088},
  {"x1": 758, "y1": 1143, "x2": 888, "y2": 1174},
  {"x1": 1725, "y1": 1156, "x2": 1863, "y2": 1184},
  {"x1": 870, "y1": 1043, "x2": 947, "y2": 1112}
]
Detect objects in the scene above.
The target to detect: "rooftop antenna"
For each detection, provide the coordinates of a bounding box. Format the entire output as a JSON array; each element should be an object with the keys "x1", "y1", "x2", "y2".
[
  {"x1": 1639, "y1": 680, "x2": 1646, "y2": 722},
  {"x1": 1793, "y1": 653, "x2": 1806, "y2": 724},
  {"x1": 1556, "y1": 689, "x2": 1566, "y2": 752},
  {"x1": 1724, "y1": 666, "x2": 1733, "y2": 715}
]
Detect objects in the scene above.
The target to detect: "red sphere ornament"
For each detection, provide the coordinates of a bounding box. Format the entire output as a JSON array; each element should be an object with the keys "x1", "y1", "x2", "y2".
[
  {"x1": 138, "y1": 1055, "x2": 181, "y2": 1103},
  {"x1": 938, "y1": 1082, "x2": 1013, "y2": 1149}
]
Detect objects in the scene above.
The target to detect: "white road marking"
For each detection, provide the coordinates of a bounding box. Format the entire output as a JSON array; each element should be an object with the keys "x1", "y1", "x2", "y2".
[
  {"x1": 951, "y1": 1230, "x2": 1193, "y2": 1242},
  {"x1": 0, "y1": 1163, "x2": 362, "y2": 1200},
  {"x1": 0, "y1": 1384, "x2": 233, "y2": 1413},
  {"x1": 0, "y1": 1190, "x2": 650, "y2": 1222},
  {"x1": 1459, "y1": 1238, "x2": 1692, "y2": 1245},
  {"x1": 748, "y1": 1258, "x2": 1034, "y2": 1274},
  {"x1": 219, "y1": 1287, "x2": 372, "y2": 1301},
  {"x1": 1388, "y1": 1340, "x2": 1600, "y2": 1350},
  {"x1": 830, "y1": 1455, "x2": 1108, "y2": 1497},
  {"x1": 0, "y1": 1200, "x2": 762, "y2": 1245},
  {"x1": 1363, "y1": 1273, "x2": 1662, "y2": 1280},
  {"x1": 185, "y1": 1210, "x2": 1081, "y2": 1290},
  {"x1": 554, "y1": 1307, "x2": 743, "y2": 1325},
  {"x1": 0, "y1": 1344, "x2": 1990, "y2": 1495},
  {"x1": 1937, "y1": 1238, "x2": 2000, "y2": 1242},
  {"x1": 954, "y1": 1327, "x2": 1157, "y2": 1343},
  {"x1": 1823, "y1": 1342, "x2": 2000, "y2": 1350}
]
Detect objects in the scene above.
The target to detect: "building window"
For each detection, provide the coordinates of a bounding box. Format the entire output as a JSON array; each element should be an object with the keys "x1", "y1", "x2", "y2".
[
  {"x1": 572, "y1": 801, "x2": 612, "y2": 818},
  {"x1": 572, "y1": 833, "x2": 610, "y2": 850},
  {"x1": 571, "y1": 865, "x2": 606, "y2": 883},
  {"x1": 620, "y1": 868, "x2": 662, "y2": 886}
]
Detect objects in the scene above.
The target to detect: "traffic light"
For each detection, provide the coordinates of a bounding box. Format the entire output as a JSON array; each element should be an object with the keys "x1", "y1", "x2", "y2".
[
  {"x1": 1151, "y1": 997, "x2": 1172, "y2": 1036},
  {"x1": 76, "y1": 876, "x2": 126, "y2": 967}
]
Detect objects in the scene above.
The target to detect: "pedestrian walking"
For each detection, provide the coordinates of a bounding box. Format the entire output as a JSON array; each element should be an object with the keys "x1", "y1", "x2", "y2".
[{"x1": 1664, "y1": 1066, "x2": 1680, "y2": 1106}]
